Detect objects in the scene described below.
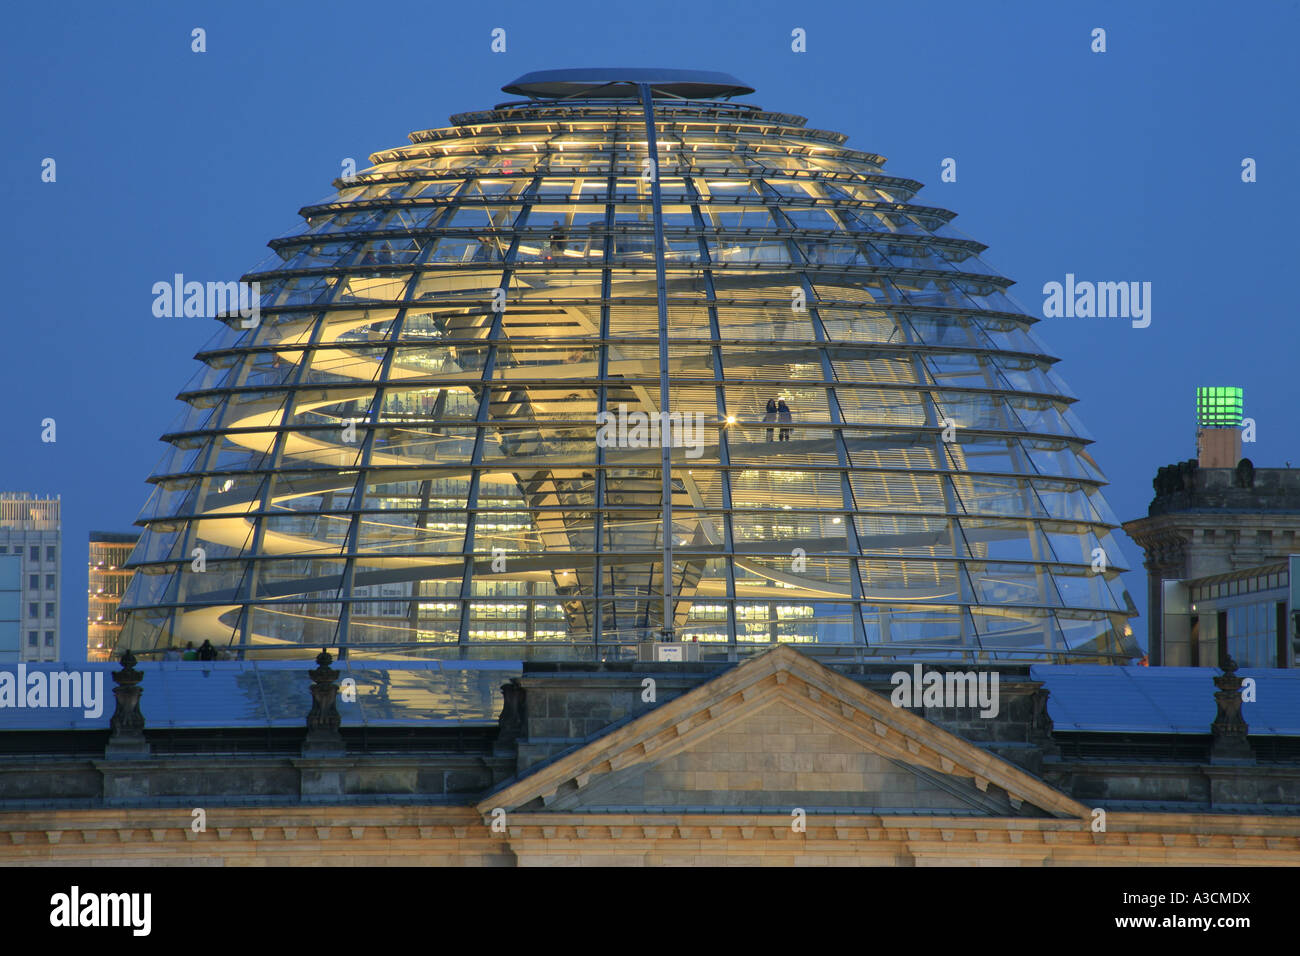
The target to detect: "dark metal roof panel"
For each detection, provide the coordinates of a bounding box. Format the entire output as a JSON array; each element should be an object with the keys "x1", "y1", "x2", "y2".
[
  {"x1": 1032, "y1": 664, "x2": 1300, "y2": 734},
  {"x1": 0, "y1": 660, "x2": 520, "y2": 730}
]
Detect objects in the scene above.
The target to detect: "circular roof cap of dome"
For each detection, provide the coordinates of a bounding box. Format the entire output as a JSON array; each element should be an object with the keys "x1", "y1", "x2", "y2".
[{"x1": 502, "y1": 68, "x2": 755, "y2": 100}]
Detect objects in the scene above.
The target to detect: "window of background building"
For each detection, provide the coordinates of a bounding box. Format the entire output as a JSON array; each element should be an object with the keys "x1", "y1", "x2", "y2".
[
  {"x1": 43, "y1": 632, "x2": 53, "y2": 647},
  {"x1": 27, "y1": 632, "x2": 36, "y2": 647},
  {"x1": 45, "y1": 547, "x2": 55, "y2": 562},
  {"x1": 29, "y1": 575, "x2": 38, "y2": 591},
  {"x1": 44, "y1": 603, "x2": 55, "y2": 618},
  {"x1": 1277, "y1": 602, "x2": 1289, "y2": 668},
  {"x1": 45, "y1": 574, "x2": 54, "y2": 589},
  {"x1": 28, "y1": 603, "x2": 37, "y2": 619},
  {"x1": 1226, "y1": 602, "x2": 1275, "y2": 668},
  {"x1": 29, "y1": 547, "x2": 39, "y2": 562},
  {"x1": 0, "y1": 547, "x2": 7, "y2": 553},
  {"x1": 1217, "y1": 610, "x2": 1229, "y2": 669}
]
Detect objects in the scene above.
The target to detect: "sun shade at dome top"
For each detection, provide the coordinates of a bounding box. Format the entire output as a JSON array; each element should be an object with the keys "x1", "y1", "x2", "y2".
[{"x1": 501, "y1": 68, "x2": 756, "y2": 100}]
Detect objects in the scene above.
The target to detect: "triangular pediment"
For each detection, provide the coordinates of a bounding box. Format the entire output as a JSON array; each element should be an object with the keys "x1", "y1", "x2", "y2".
[{"x1": 481, "y1": 646, "x2": 1088, "y2": 820}]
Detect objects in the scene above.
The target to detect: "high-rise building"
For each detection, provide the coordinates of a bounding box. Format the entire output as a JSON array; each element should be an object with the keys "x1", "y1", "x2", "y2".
[
  {"x1": 0, "y1": 551, "x2": 18, "y2": 664},
  {"x1": 117, "y1": 68, "x2": 1137, "y2": 663},
  {"x1": 0, "y1": 493, "x2": 61, "y2": 662},
  {"x1": 88, "y1": 531, "x2": 140, "y2": 662}
]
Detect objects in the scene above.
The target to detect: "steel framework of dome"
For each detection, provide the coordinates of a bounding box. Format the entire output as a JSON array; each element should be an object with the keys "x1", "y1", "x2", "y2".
[{"x1": 118, "y1": 70, "x2": 1139, "y2": 663}]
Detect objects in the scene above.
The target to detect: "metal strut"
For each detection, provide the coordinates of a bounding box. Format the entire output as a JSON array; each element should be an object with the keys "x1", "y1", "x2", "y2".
[{"x1": 640, "y1": 82, "x2": 674, "y2": 642}]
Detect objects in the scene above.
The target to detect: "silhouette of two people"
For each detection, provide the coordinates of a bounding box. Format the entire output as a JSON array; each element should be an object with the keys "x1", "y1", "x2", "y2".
[{"x1": 763, "y1": 398, "x2": 792, "y2": 442}]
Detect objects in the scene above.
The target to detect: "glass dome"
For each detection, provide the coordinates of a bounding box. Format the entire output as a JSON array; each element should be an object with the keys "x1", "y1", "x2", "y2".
[{"x1": 118, "y1": 71, "x2": 1139, "y2": 663}]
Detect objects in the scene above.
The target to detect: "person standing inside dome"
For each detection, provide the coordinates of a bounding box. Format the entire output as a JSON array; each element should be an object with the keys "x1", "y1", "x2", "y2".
[
  {"x1": 763, "y1": 398, "x2": 778, "y2": 442},
  {"x1": 548, "y1": 220, "x2": 566, "y2": 259},
  {"x1": 777, "y1": 399, "x2": 792, "y2": 442}
]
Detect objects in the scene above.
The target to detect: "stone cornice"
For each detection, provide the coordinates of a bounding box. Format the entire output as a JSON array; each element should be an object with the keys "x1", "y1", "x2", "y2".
[{"x1": 3, "y1": 804, "x2": 1299, "y2": 865}]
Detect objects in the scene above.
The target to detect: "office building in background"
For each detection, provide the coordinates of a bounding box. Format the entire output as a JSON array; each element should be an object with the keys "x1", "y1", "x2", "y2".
[
  {"x1": 88, "y1": 531, "x2": 140, "y2": 662},
  {"x1": 0, "y1": 493, "x2": 61, "y2": 662}
]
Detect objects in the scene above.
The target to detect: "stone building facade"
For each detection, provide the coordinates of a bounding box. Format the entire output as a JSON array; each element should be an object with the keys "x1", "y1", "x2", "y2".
[
  {"x1": 1123, "y1": 463, "x2": 1300, "y2": 665},
  {"x1": 1, "y1": 646, "x2": 1298, "y2": 866}
]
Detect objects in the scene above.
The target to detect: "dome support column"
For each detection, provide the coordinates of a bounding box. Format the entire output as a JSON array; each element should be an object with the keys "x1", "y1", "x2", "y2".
[
  {"x1": 640, "y1": 83, "x2": 675, "y2": 641},
  {"x1": 458, "y1": 176, "x2": 543, "y2": 653},
  {"x1": 593, "y1": 151, "x2": 617, "y2": 653},
  {"x1": 684, "y1": 176, "x2": 739, "y2": 654}
]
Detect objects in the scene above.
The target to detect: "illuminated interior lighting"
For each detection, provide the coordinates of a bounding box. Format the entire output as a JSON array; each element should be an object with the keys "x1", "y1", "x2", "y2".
[{"x1": 103, "y1": 72, "x2": 1137, "y2": 663}]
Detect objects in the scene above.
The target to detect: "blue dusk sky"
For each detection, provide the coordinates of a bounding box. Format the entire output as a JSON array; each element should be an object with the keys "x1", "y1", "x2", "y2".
[{"x1": 1, "y1": 0, "x2": 1297, "y2": 659}]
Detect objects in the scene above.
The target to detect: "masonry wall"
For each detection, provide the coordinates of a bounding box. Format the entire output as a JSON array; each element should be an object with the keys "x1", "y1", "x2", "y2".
[
  {"x1": 2, "y1": 659, "x2": 1298, "y2": 866},
  {"x1": 0, "y1": 754, "x2": 513, "y2": 807},
  {"x1": 515, "y1": 664, "x2": 1056, "y2": 776}
]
